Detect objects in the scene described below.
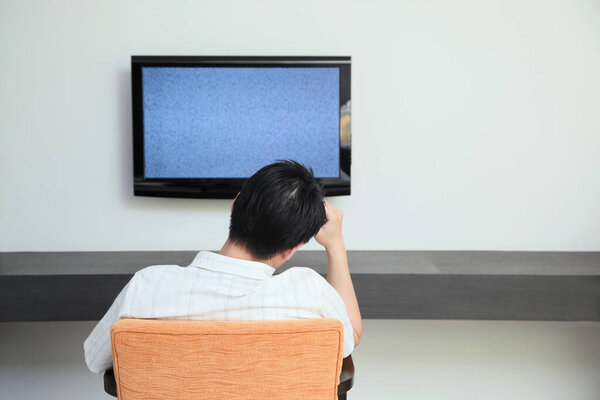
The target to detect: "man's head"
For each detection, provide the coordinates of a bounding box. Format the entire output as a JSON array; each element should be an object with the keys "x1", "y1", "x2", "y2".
[{"x1": 228, "y1": 160, "x2": 326, "y2": 261}]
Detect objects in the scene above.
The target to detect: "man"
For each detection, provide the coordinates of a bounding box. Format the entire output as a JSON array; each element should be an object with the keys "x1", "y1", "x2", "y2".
[{"x1": 84, "y1": 160, "x2": 362, "y2": 374}]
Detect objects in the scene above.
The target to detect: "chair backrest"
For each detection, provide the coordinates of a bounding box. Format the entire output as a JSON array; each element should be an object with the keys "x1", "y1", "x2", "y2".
[{"x1": 110, "y1": 318, "x2": 345, "y2": 400}]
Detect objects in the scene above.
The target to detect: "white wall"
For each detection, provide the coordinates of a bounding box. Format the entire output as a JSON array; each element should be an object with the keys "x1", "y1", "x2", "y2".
[
  {"x1": 2, "y1": 320, "x2": 599, "y2": 400},
  {"x1": 1, "y1": 0, "x2": 600, "y2": 252}
]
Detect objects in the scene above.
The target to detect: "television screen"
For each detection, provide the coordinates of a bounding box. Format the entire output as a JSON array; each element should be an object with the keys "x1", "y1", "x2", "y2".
[{"x1": 132, "y1": 56, "x2": 351, "y2": 198}]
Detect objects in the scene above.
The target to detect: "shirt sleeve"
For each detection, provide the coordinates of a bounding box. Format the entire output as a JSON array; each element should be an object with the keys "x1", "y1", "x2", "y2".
[
  {"x1": 319, "y1": 278, "x2": 355, "y2": 358},
  {"x1": 83, "y1": 278, "x2": 134, "y2": 374}
]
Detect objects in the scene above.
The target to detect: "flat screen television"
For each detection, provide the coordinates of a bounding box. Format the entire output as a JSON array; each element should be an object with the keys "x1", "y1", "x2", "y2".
[{"x1": 132, "y1": 56, "x2": 351, "y2": 199}]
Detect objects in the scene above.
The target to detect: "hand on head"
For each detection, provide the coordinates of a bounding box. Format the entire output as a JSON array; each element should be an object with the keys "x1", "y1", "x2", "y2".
[{"x1": 314, "y1": 201, "x2": 344, "y2": 249}]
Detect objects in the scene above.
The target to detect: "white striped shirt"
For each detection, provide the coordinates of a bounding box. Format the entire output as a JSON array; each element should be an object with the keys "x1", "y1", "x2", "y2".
[{"x1": 84, "y1": 250, "x2": 354, "y2": 374}]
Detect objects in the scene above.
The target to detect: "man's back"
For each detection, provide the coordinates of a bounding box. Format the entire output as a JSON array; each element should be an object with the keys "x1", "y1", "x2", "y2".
[
  {"x1": 84, "y1": 161, "x2": 362, "y2": 375},
  {"x1": 84, "y1": 251, "x2": 354, "y2": 374}
]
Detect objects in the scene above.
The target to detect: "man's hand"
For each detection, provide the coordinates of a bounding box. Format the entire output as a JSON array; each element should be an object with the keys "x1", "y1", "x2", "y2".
[{"x1": 315, "y1": 201, "x2": 344, "y2": 249}]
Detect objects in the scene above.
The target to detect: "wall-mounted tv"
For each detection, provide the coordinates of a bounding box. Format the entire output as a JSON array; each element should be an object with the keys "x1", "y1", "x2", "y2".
[{"x1": 132, "y1": 56, "x2": 351, "y2": 199}]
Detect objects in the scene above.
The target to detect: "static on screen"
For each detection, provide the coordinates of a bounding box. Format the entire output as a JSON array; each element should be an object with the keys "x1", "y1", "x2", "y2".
[{"x1": 142, "y1": 67, "x2": 340, "y2": 178}]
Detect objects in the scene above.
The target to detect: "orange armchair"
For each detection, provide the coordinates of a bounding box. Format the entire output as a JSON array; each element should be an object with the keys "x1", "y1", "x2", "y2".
[{"x1": 103, "y1": 318, "x2": 354, "y2": 400}]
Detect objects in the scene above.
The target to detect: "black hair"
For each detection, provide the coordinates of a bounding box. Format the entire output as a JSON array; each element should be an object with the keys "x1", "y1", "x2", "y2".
[{"x1": 228, "y1": 160, "x2": 326, "y2": 260}]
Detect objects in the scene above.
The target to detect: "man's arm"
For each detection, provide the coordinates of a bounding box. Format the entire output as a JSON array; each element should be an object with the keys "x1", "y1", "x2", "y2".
[
  {"x1": 315, "y1": 202, "x2": 363, "y2": 346},
  {"x1": 84, "y1": 280, "x2": 132, "y2": 374}
]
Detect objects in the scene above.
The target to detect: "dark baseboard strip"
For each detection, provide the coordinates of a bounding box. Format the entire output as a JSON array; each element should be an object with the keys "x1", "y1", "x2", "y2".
[{"x1": 1, "y1": 273, "x2": 598, "y2": 322}]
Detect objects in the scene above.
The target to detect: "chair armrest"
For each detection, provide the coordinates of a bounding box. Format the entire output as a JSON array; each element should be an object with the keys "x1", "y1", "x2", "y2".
[
  {"x1": 103, "y1": 355, "x2": 355, "y2": 398},
  {"x1": 104, "y1": 368, "x2": 117, "y2": 397},
  {"x1": 338, "y1": 355, "x2": 355, "y2": 396}
]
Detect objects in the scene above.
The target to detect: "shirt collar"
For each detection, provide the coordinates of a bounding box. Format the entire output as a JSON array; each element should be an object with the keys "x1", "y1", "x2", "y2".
[{"x1": 189, "y1": 251, "x2": 276, "y2": 280}]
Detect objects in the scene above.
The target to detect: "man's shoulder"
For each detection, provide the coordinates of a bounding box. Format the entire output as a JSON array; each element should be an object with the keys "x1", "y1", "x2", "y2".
[
  {"x1": 278, "y1": 266, "x2": 328, "y2": 286},
  {"x1": 279, "y1": 267, "x2": 347, "y2": 313},
  {"x1": 279, "y1": 266, "x2": 320, "y2": 276},
  {"x1": 133, "y1": 264, "x2": 184, "y2": 279}
]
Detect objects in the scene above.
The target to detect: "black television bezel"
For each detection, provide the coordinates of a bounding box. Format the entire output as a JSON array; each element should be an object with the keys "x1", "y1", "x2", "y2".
[{"x1": 132, "y1": 56, "x2": 351, "y2": 199}]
